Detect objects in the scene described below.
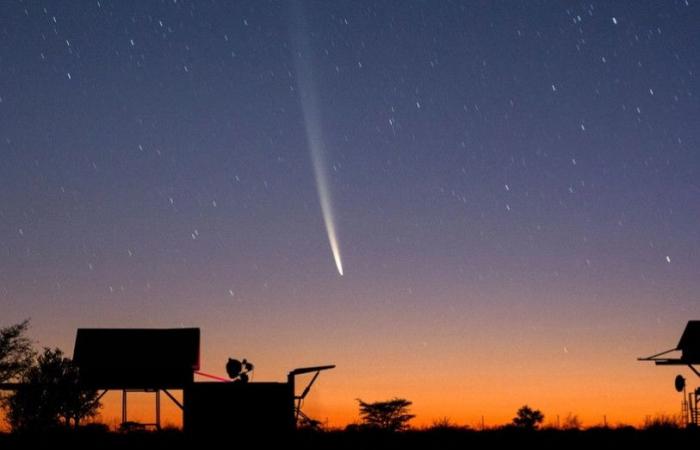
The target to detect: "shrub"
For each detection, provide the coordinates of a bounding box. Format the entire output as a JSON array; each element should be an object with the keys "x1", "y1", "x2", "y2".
[
  {"x1": 357, "y1": 398, "x2": 415, "y2": 431},
  {"x1": 512, "y1": 405, "x2": 544, "y2": 430}
]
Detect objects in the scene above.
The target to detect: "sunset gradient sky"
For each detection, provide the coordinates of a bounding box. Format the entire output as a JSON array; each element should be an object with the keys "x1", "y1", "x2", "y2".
[{"x1": 1, "y1": 0, "x2": 699, "y2": 428}]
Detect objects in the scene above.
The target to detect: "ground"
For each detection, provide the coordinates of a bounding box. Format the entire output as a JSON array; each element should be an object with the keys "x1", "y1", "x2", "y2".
[{"x1": 0, "y1": 427, "x2": 698, "y2": 449}]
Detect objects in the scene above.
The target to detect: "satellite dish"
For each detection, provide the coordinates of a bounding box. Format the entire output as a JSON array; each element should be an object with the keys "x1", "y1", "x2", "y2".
[
  {"x1": 226, "y1": 358, "x2": 243, "y2": 379},
  {"x1": 675, "y1": 374, "x2": 685, "y2": 392},
  {"x1": 226, "y1": 357, "x2": 254, "y2": 382}
]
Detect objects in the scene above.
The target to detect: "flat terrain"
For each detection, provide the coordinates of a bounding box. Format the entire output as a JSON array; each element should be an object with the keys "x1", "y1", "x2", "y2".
[{"x1": 1, "y1": 427, "x2": 698, "y2": 449}]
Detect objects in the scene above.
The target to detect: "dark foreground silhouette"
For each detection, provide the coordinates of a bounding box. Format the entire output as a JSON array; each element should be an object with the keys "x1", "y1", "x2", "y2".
[{"x1": 1, "y1": 426, "x2": 698, "y2": 450}]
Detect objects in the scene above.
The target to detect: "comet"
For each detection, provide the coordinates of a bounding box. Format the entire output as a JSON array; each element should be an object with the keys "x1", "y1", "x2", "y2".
[{"x1": 290, "y1": 3, "x2": 344, "y2": 276}]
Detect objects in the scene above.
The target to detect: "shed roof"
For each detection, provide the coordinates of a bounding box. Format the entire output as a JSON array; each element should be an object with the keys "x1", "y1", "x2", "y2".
[
  {"x1": 73, "y1": 328, "x2": 200, "y2": 370},
  {"x1": 677, "y1": 321, "x2": 700, "y2": 352}
]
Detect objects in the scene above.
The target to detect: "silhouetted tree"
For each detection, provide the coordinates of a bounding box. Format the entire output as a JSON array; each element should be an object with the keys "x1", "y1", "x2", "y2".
[
  {"x1": 57, "y1": 352, "x2": 102, "y2": 428},
  {"x1": 561, "y1": 412, "x2": 582, "y2": 430},
  {"x1": 0, "y1": 320, "x2": 35, "y2": 383},
  {"x1": 512, "y1": 405, "x2": 544, "y2": 430},
  {"x1": 5, "y1": 348, "x2": 101, "y2": 431},
  {"x1": 357, "y1": 397, "x2": 415, "y2": 431},
  {"x1": 428, "y1": 416, "x2": 466, "y2": 431},
  {"x1": 297, "y1": 415, "x2": 324, "y2": 432}
]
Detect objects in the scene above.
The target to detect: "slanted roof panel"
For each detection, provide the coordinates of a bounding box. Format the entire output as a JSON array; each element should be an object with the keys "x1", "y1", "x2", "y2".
[
  {"x1": 677, "y1": 321, "x2": 700, "y2": 351},
  {"x1": 72, "y1": 328, "x2": 200, "y2": 388}
]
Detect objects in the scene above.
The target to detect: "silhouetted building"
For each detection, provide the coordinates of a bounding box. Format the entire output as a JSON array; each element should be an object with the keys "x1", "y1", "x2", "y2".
[
  {"x1": 184, "y1": 382, "x2": 294, "y2": 435},
  {"x1": 678, "y1": 321, "x2": 700, "y2": 364},
  {"x1": 639, "y1": 320, "x2": 700, "y2": 427},
  {"x1": 73, "y1": 328, "x2": 200, "y2": 389},
  {"x1": 70, "y1": 327, "x2": 333, "y2": 435}
]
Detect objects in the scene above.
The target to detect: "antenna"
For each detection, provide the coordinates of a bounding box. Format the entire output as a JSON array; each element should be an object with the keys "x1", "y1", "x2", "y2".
[{"x1": 287, "y1": 365, "x2": 335, "y2": 424}]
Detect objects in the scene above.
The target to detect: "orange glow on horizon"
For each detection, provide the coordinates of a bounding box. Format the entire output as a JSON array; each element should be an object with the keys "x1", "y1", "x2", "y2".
[
  {"x1": 76, "y1": 358, "x2": 689, "y2": 430},
  {"x1": 1, "y1": 363, "x2": 688, "y2": 431},
  {"x1": 5, "y1": 289, "x2": 693, "y2": 431}
]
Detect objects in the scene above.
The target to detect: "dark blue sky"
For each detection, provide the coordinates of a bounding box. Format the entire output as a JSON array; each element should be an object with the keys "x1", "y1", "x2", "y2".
[{"x1": 1, "y1": 0, "x2": 699, "y2": 425}]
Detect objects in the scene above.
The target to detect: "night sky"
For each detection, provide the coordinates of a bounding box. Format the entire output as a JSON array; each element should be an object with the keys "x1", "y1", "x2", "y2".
[{"x1": 1, "y1": 0, "x2": 699, "y2": 427}]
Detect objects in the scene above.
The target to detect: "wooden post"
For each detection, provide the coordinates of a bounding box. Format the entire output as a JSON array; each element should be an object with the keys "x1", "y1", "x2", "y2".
[
  {"x1": 122, "y1": 390, "x2": 127, "y2": 426},
  {"x1": 156, "y1": 390, "x2": 161, "y2": 430}
]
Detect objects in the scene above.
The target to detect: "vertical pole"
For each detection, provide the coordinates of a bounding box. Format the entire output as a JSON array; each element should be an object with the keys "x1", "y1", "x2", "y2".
[
  {"x1": 288, "y1": 372, "x2": 297, "y2": 429},
  {"x1": 122, "y1": 390, "x2": 127, "y2": 426},
  {"x1": 156, "y1": 390, "x2": 161, "y2": 430},
  {"x1": 682, "y1": 386, "x2": 688, "y2": 427},
  {"x1": 690, "y1": 392, "x2": 694, "y2": 426},
  {"x1": 692, "y1": 388, "x2": 700, "y2": 425},
  {"x1": 481, "y1": 415, "x2": 485, "y2": 430}
]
